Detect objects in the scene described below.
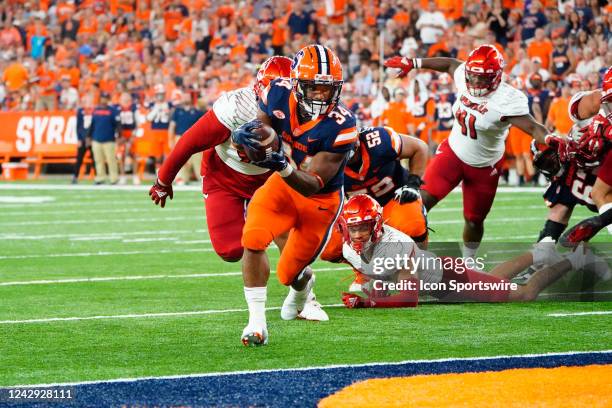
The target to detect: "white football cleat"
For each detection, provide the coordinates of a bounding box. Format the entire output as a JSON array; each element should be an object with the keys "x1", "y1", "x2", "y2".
[
  {"x1": 241, "y1": 323, "x2": 268, "y2": 347},
  {"x1": 297, "y1": 299, "x2": 329, "y2": 321},
  {"x1": 281, "y1": 269, "x2": 315, "y2": 321}
]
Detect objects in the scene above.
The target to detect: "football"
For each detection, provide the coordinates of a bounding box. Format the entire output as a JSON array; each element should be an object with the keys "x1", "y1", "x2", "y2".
[{"x1": 242, "y1": 122, "x2": 281, "y2": 162}]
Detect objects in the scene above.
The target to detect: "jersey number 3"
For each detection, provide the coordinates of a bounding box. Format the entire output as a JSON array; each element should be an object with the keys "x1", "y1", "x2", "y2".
[{"x1": 456, "y1": 109, "x2": 477, "y2": 140}]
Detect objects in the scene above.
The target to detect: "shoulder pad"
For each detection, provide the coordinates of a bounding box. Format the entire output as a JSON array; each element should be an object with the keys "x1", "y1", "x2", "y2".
[{"x1": 212, "y1": 87, "x2": 258, "y2": 131}]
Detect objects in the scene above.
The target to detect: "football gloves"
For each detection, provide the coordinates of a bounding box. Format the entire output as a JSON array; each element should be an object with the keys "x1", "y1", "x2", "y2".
[
  {"x1": 231, "y1": 119, "x2": 264, "y2": 151},
  {"x1": 384, "y1": 56, "x2": 415, "y2": 78},
  {"x1": 342, "y1": 292, "x2": 370, "y2": 308},
  {"x1": 394, "y1": 174, "x2": 423, "y2": 204},
  {"x1": 149, "y1": 179, "x2": 173, "y2": 208},
  {"x1": 253, "y1": 150, "x2": 289, "y2": 172}
]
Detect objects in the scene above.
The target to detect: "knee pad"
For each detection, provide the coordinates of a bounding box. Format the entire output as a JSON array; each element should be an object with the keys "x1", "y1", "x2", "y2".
[{"x1": 241, "y1": 227, "x2": 274, "y2": 251}]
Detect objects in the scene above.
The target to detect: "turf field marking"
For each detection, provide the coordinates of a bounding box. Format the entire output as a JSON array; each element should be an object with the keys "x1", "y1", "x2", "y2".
[
  {"x1": 0, "y1": 216, "x2": 194, "y2": 226},
  {"x1": 0, "y1": 184, "x2": 203, "y2": 192},
  {"x1": 0, "y1": 267, "x2": 348, "y2": 286},
  {"x1": 0, "y1": 196, "x2": 55, "y2": 204},
  {"x1": 5, "y1": 350, "x2": 611, "y2": 388},
  {"x1": 0, "y1": 229, "x2": 206, "y2": 240},
  {"x1": 0, "y1": 303, "x2": 346, "y2": 325},
  {"x1": 0, "y1": 207, "x2": 201, "y2": 217},
  {"x1": 547, "y1": 311, "x2": 612, "y2": 317},
  {"x1": 0, "y1": 247, "x2": 215, "y2": 260}
]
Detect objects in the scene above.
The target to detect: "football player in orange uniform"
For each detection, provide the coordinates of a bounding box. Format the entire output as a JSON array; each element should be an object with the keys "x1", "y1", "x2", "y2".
[{"x1": 234, "y1": 45, "x2": 358, "y2": 346}]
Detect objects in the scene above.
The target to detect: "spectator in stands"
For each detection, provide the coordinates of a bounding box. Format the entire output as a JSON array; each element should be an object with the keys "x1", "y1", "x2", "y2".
[
  {"x1": 546, "y1": 85, "x2": 574, "y2": 136},
  {"x1": 287, "y1": 3, "x2": 313, "y2": 40},
  {"x1": 487, "y1": 0, "x2": 509, "y2": 46},
  {"x1": 89, "y1": 92, "x2": 120, "y2": 185},
  {"x1": 415, "y1": 1, "x2": 447, "y2": 51},
  {"x1": 521, "y1": 1, "x2": 548, "y2": 43},
  {"x1": 550, "y1": 29, "x2": 575, "y2": 82},
  {"x1": 58, "y1": 75, "x2": 78, "y2": 110}
]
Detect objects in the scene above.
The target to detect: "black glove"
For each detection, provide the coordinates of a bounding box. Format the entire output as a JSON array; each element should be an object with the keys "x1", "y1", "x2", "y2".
[{"x1": 394, "y1": 174, "x2": 423, "y2": 204}]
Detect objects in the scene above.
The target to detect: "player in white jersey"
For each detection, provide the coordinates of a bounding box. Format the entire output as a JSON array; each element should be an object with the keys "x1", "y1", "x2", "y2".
[
  {"x1": 385, "y1": 45, "x2": 562, "y2": 257},
  {"x1": 337, "y1": 194, "x2": 608, "y2": 308},
  {"x1": 149, "y1": 56, "x2": 292, "y2": 262}
]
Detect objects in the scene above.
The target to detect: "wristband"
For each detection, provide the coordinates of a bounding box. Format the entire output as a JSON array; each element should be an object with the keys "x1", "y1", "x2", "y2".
[
  {"x1": 279, "y1": 165, "x2": 293, "y2": 177},
  {"x1": 413, "y1": 58, "x2": 422, "y2": 69}
]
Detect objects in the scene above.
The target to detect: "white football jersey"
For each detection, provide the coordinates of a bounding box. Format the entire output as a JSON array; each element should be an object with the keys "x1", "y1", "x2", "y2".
[
  {"x1": 212, "y1": 87, "x2": 269, "y2": 175},
  {"x1": 342, "y1": 225, "x2": 443, "y2": 284},
  {"x1": 448, "y1": 63, "x2": 530, "y2": 167}
]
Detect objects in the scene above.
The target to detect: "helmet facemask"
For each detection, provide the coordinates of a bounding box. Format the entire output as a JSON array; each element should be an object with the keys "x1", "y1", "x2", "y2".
[
  {"x1": 465, "y1": 70, "x2": 501, "y2": 97},
  {"x1": 293, "y1": 78, "x2": 343, "y2": 120}
]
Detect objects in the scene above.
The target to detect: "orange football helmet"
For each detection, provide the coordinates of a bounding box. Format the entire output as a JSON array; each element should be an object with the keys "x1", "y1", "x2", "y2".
[
  {"x1": 254, "y1": 56, "x2": 293, "y2": 99},
  {"x1": 290, "y1": 44, "x2": 343, "y2": 118},
  {"x1": 338, "y1": 194, "x2": 384, "y2": 254},
  {"x1": 465, "y1": 45, "x2": 504, "y2": 97}
]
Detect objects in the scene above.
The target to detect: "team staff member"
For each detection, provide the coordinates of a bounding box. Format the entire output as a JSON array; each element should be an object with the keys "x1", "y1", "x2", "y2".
[
  {"x1": 168, "y1": 92, "x2": 205, "y2": 184},
  {"x1": 89, "y1": 92, "x2": 121, "y2": 184},
  {"x1": 72, "y1": 95, "x2": 95, "y2": 184}
]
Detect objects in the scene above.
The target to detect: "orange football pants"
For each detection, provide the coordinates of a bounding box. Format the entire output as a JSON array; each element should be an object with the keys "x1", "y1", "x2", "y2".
[
  {"x1": 242, "y1": 173, "x2": 343, "y2": 286},
  {"x1": 320, "y1": 198, "x2": 428, "y2": 262}
]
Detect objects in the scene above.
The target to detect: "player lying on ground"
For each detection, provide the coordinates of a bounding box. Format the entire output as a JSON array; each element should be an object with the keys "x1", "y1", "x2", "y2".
[
  {"x1": 320, "y1": 125, "x2": 429, "y2": 290},
  {"x1": 384, "y1": 45, "x2": 561, "y2": 259},
  {"x1": 234, "y1": 45, "x2": 358, "y2": 346},
  {"x1": 335, "y1": 194, "x2": 608, "y2": 308}
]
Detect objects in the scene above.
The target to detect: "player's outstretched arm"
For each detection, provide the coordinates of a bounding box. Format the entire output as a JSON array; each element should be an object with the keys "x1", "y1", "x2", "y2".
[
  {"x1": 384, "y1": 56, "x2": 463, "y2": 78},
  {"x1": 283, "y1": 151, "x2": 347, "y2": 197},
  {"x1": 156, "y1": 110, "x2": 231, "y2": 186},
  {"x1": 506, "y1": 114, "x2": 550, "y2": 145}
]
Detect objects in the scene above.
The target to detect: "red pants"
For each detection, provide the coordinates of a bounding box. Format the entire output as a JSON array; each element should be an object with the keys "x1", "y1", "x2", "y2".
[
  {"x1": 423, "y1": 139, "x2": 503, "y2": 223},
  {"x1": 203, "y1": 181, "x2": 249, "y2": 262}
]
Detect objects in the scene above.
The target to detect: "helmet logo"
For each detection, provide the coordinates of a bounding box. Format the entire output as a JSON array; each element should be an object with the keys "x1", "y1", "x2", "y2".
[
  {"x1": 291, "y1": 50, "x2": 304, "y2": 71},
  {"x1": 273, "y1": 110, "x2": 285, "y2": 119}
]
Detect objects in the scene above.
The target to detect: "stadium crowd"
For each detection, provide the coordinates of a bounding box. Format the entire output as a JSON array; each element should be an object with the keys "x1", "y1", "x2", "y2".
[{"x1": 0, "y1": 0, "x2": 610, "y2": 182}]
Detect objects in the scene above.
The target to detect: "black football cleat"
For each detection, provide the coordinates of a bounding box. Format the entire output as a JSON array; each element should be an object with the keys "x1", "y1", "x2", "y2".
[{"x1": 559, "y1": 216, "x2": 607, "y2": 248}]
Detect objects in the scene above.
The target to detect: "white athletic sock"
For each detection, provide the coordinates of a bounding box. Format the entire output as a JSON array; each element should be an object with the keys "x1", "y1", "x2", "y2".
[
  {"x1": 600, "y1": 203, "x2": 612, "y2": 234},
  {"x1": 462, "y1": 244, "x2": 478, "y2": 259},
  {"x1": 244, "y1": 287, "x2": 267, "y2": 327},
  {"x1": 564, "y1": 245, "x2": 587, "y2": 271}
]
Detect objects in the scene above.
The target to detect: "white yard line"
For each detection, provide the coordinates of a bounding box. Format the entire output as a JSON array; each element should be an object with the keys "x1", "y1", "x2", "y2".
[
  {"x1": 0, "y1": 207, "x2": 201, "y2": 217},
  {"x1": 0, "y1": 216, "x2": 195, "y2": 226},
  {"x1": 0, "y1": 229, "x2": 206, "y2": 241},
  {"x1": 0, "y1": 267, "x2": 348, "y2": 287},
  {"x1": 0, "y1": 303, "x2": 346, "y2": 325},
  {"x1": 547, "y1": 311, "x2": 612, "y2": 317},
  {"x1": 0, "y1": 184, "x2": 202, "y2": 192},
  {"x1": 0, "y1": 247, "x2": 215, "y2": 260},
  {"x1": 5, "y1": 349, "x2": 610, "y2": 388}
]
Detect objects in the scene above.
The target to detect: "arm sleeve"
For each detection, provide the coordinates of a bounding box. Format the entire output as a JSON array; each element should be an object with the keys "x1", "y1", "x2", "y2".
[{"x1": 157, "y1": 109, "x2": 231, "y2": 185}]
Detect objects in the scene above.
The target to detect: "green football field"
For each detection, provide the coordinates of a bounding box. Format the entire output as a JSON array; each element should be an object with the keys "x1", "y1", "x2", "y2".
[{"x1": 0, "y1": 183, "x2": 611, "y2": 388}]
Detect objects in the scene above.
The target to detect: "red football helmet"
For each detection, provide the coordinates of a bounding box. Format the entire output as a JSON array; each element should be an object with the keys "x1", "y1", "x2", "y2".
[
  {"x1": 601, "y1": 66, "x2": 612, "y2": 118},
  {"x1": 290, "y1": 44, "x2": 344, "y2": 118},
  {"x1": 465, "y1": 45, "x2": 504, "y2": 97},
  {"x1": 338, "y1": 194, "x2": 384, "y2": 254},
  {"x1": 254, "y1": 56, "x2": 292, "y2": 99}
]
